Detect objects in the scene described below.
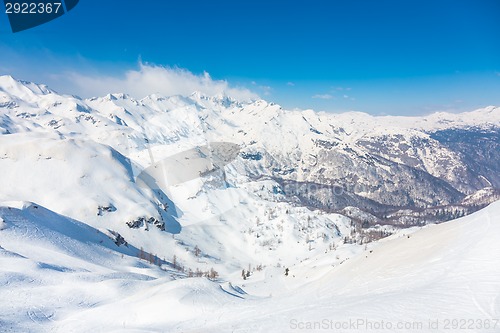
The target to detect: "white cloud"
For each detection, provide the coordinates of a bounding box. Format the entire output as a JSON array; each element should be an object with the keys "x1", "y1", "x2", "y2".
[
  {"x1": 287, "y1": 81, "x2": 295, "y2": 86},
  {"x1": 312, "y1": 94, "x2": 334, "y2": 100},
  {"x1": 64, "y1": 63, "x2": 259, "y2": 101}
]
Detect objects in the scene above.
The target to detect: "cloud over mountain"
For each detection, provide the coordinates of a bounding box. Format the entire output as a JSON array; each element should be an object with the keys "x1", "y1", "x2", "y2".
[{"x1": 67, "y1": 63, "x2": 259, "y2": 101}]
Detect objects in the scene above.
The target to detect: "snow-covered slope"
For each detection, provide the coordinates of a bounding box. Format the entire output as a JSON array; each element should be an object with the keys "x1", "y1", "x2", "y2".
[
  {"x1": 1, "y1": 199, "x2": 499, "y2": 332},
  {"x1": 187, "y1": 200, "x2": 500, "y2": 333},
  {"x1": 0, "y1": 201, "x2": 174, "y2": 332}
]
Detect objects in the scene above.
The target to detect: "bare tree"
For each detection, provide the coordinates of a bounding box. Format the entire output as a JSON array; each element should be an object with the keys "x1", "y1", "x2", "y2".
[{"x1": 209, "y1": 268, "x2": 219, "y2": 280}]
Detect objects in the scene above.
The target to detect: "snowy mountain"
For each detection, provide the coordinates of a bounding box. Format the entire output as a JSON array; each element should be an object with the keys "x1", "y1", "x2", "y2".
[
  {"x1": 1, "y1": 75, "x2": 499, "y2": 331},
  {"x1": 1, "y1": 75, "x2": 498, "y2": 223}
]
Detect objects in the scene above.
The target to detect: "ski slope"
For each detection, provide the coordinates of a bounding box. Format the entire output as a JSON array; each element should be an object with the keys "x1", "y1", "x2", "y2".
[{"x1": 1, "y1": 200, "x2": 499, "y2": 332}]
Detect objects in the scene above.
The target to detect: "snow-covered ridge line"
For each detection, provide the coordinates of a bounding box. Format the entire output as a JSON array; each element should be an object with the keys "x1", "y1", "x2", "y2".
[{"x1": 1, "y1": 74, "x2": 499, "y2": 132}]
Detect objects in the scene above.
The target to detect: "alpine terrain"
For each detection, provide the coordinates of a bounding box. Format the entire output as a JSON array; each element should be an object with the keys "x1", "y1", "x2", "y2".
[{"x1": 0, "y1": 75, "x2": 499, "y2": 332}]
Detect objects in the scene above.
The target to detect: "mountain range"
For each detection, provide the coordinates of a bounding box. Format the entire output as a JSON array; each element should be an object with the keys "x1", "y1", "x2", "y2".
[
  {"x1": 1, "y1": 75, "x2": 500, "y2": 331},
  {"x1": 1, "y1": 75, "x2": 498, "y2": 230}
]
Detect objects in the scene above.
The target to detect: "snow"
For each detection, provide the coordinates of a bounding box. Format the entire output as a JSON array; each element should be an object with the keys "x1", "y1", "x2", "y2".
[
  {"x1": 1, "y1": 75, "x2": 500, "y2": 332},
  {"x1": 1, "y1": 200, "x2": 499, "y2": 332}
]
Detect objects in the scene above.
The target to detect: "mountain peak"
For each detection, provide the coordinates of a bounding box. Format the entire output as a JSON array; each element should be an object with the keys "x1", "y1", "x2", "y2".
[
  {"x1": 0, "y1": 75, "x2": 53, "y2": 97},
  {"x1": 0, "y1": 75, "x2": 22, "y2": 91}
]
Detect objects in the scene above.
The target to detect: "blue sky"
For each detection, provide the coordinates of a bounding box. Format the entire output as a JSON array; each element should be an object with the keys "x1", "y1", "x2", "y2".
[{"x1": 1, "y1": 0, "x2": 499, "y2": 115}]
